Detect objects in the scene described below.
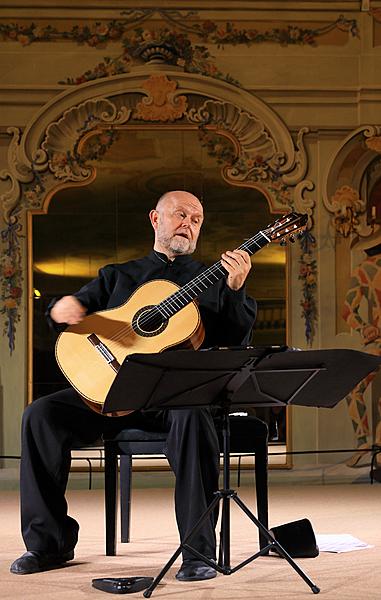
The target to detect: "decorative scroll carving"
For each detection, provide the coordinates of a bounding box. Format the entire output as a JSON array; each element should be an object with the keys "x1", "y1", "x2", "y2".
[
  {"x1": 134, "y1": 75, "x2": 187, "y2": 121},
  {"x1": 43, "y1": 99, "x2": 130, "y2": 181},
  {"x1": 188, "y1": 99, "x2": 314, "y2": 214}
]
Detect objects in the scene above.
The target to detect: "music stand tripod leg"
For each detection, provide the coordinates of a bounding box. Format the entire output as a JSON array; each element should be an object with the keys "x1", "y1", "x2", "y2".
[
  {"x1": 144, "y1": 404, "x2": 320, "y2": 597},
  {"x1": 217, "y1": 405, "x2": 319, "y2": 593},
  {"x1": 143, "y1": 494, "x2": 222, "y2": 598},
  {"x1": 232, "y1": 494, "x2": 320, "y2": 593}
]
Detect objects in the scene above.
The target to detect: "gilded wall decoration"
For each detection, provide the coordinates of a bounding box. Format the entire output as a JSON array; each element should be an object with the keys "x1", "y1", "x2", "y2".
[
  {"x1": 0, "y1": 71, "x2": 314, "y2": 351},
  {"x1": 0, "y1": 11, "x2": 359, "y2": 87},
  {"x1": 134, "y1": 75, "x2": 187, "y2": 121}
]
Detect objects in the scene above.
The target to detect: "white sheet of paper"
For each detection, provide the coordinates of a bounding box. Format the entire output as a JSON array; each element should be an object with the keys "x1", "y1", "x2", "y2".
[{"x1": 316, "y1": 534, "x2": 374, "y2": 553}]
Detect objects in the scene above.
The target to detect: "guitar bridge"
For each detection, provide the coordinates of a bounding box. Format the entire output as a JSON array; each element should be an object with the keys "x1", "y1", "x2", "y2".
[{"x1": 87, "y1": 334, "x2": 120, "y2": 372}]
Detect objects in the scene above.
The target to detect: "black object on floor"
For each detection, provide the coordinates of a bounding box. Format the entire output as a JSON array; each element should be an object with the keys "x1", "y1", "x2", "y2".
[
  {"x1": 92, "y1": 577, "x2": 154, "y2": 594},
  {"x1": 270, "y1": 518, "x2": 319, "y2": 558}
]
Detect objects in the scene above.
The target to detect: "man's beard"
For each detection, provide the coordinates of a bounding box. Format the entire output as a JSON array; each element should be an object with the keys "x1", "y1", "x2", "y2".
[{"x1": 159, "y1": 232, "x2": 196, "y2": 255}]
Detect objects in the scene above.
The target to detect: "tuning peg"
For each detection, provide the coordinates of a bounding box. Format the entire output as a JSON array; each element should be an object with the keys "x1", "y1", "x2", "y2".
[
  {"x1": 289, "y1": 234, "x2": 295, "y2": 243},
  {"x1": 280, "y1": 239, "x2": 287, "y2": 246}
]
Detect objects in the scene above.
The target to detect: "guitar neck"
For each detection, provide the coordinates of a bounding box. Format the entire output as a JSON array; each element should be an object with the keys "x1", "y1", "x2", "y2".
[{"x1": 156, "y1": 229, "x2": 271, "y2": 319}]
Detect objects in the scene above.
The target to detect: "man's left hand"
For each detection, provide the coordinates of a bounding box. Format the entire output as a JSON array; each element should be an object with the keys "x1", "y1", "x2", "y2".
[{"x1": 221, "y1": 249, "x2": 252, "y2": 291}]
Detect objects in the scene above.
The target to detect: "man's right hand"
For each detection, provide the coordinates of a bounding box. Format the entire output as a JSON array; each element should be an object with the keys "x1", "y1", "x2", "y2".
[{"x1": 50, "y1": 295, "x2": 87, "y2": 325}]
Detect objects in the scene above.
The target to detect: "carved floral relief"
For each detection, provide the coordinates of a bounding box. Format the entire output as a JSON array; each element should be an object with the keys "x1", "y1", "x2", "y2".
[{"x1": 134, "y1": 76, "x2": 187, "y2": 121}]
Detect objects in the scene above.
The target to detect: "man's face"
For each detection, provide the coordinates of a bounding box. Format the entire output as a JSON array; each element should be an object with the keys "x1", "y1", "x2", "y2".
[{"x1": 150, "y1": 192, "x2": 204, "y2": 257}]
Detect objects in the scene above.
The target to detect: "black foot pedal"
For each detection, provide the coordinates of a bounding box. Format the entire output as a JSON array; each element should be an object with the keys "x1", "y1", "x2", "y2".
[{"x1": 92, "y1": 577, "x2": 154, "y2": 594}]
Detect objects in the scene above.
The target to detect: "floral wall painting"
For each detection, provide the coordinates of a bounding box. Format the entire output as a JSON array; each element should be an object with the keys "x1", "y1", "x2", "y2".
[
  {"x1": 298, "y1": 230, "x2": 317, "y2": 347},
  {"x1": 0, "y1": 213, "x2": 23, "y2": 354},
  {"x1": 0, "y1": 10, "x2": 359, "y2": 87}
]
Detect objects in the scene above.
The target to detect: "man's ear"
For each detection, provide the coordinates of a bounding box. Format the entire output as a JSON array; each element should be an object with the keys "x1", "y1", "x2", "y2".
[{"x1": 149, "y1": 209, "x2": 159, "y2": 230}]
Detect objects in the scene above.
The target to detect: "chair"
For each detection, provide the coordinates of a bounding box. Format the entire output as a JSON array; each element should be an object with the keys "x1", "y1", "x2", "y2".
[{"x1": 103, "y1": 415, "x2": 269, "y2": 556}]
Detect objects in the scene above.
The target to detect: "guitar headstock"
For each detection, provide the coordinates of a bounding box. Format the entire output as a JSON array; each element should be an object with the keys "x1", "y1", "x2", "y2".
[{"x1": 263, "y1": 212, "x2": 308, "y2": 244}]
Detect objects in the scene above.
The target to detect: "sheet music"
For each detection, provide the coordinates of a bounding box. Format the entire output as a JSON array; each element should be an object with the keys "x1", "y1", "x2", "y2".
[{"x1": 316, "y1": 534, "x2": 374, "y2": 553}]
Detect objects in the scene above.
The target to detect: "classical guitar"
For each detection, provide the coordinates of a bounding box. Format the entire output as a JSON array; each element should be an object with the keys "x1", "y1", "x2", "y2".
[{"x1": 56, "y1": 212, "x2": 307, "y2": 412}]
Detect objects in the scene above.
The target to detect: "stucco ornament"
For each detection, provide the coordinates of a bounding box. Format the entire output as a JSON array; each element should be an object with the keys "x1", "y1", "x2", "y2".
[
  {"x1": 134, "y1": 75, "x2": 187, "y2": 121},
  {"x1": 330, "y1": 185, "x2": 365, "y2": 237},
  {"x1": 365, "y1": 136, "x2": 381, "y2": 153},
  {"x1": 43, "y1": 99, "x2": 131, "y2": 182}
]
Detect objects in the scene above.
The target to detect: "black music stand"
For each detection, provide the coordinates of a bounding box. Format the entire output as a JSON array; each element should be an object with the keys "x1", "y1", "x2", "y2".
[{"x1": 102, "y1": 347, "x2": 381, "y2": 597}]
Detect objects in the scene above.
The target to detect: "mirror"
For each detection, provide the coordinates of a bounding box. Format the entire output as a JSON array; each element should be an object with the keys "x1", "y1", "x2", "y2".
[{"x1": 30, "y1": 127, "x2": 288, "y2": 458}]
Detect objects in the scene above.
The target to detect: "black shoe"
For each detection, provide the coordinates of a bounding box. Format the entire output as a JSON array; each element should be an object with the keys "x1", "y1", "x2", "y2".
[
  {"x1": 176, "y1": 560, "x2": 217, "y2": 582},
  {"x1": 10, "y1": 550, "x2": 74, "y2": 575}
]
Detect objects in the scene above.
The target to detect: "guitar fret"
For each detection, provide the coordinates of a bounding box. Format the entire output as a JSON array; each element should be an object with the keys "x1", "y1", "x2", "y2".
[
  {"x1": 159, "y1": 305, "x2": 172, "y2": 318},
  {"x1": 203, "y1": 274, "x2": 216, "y2": 284},
  {"x1": 180, "y1": 289, "x2": 193, "y2": 301},
  {"x1": 172, "y1": 297, "x2": 183, "y2": 309},
  {"x1": 209, "y1": 271, "x2": 221, "y2": 280}
]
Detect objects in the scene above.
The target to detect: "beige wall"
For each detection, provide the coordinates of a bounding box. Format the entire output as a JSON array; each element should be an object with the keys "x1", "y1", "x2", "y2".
[{"x1": 1, "y1": 1, "x2": 380, "y2": 464}]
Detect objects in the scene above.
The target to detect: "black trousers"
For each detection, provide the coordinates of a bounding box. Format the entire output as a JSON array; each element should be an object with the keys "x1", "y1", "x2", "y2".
[{"x1": 20, "y1": 388, "x2": 220, "y2": 562}]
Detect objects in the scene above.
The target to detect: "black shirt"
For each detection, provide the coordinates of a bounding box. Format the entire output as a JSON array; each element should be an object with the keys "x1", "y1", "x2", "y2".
[{"x1": 50, "y1": 251, "x2": 257, "y2": 348}]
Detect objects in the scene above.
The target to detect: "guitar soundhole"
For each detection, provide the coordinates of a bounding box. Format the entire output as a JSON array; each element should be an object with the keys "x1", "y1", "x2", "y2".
[{"x1": 132, "y1": 305, "x2": 168, "y2": 337}]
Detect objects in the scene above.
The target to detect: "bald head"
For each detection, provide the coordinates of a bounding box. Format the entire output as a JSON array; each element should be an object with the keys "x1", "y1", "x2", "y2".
[
  {"x1": 155, "y1": 190, "x2": 203, "y2": 213},
  {"x1": 149, "y1": 190, "x2": 204, "y2": 259}
]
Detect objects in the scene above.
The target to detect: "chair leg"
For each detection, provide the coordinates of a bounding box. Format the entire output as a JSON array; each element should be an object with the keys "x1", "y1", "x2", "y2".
[
  {"x1": 120, "y1": 454, "x2": 132, "y2": 543},
  {"x1": 104, "y1": 441, "x2": 118, "y2": 556},
  {"x1": 254, "y1": 441, "x2": 269, "y2": 550}
]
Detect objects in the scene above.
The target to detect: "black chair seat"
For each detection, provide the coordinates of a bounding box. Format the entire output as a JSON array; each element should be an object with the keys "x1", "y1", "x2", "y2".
[{"x1": 104, "y1": 415, "x2": 268, "y2": 556}]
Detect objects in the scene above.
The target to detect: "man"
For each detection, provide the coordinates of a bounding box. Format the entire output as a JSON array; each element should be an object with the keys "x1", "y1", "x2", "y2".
[
  {"x1": 343, "y1": 229, "x2": 381, "y2": 466},
  {"x1": 11, "y1": 190, "x2": 256, "y2": 580}
]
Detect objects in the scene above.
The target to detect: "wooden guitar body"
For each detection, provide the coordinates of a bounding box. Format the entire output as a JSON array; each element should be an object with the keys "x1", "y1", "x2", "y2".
[{"x1": 56, "y1": 279, "x2": 204, "y2": 410}]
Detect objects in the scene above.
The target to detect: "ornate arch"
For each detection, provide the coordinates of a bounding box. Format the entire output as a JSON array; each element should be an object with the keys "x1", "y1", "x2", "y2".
[
  {"x1": 323, "y1": 125, "x2": 381, "y2": 239},
  {"x1": 0, "y1": 65, "x2": 314, "y2": 351}
]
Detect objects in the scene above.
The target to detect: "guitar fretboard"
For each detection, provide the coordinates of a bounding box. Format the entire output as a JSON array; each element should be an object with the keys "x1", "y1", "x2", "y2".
[{"x1": 156, "y1": 229, "x2": 271, "y2": 319}]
